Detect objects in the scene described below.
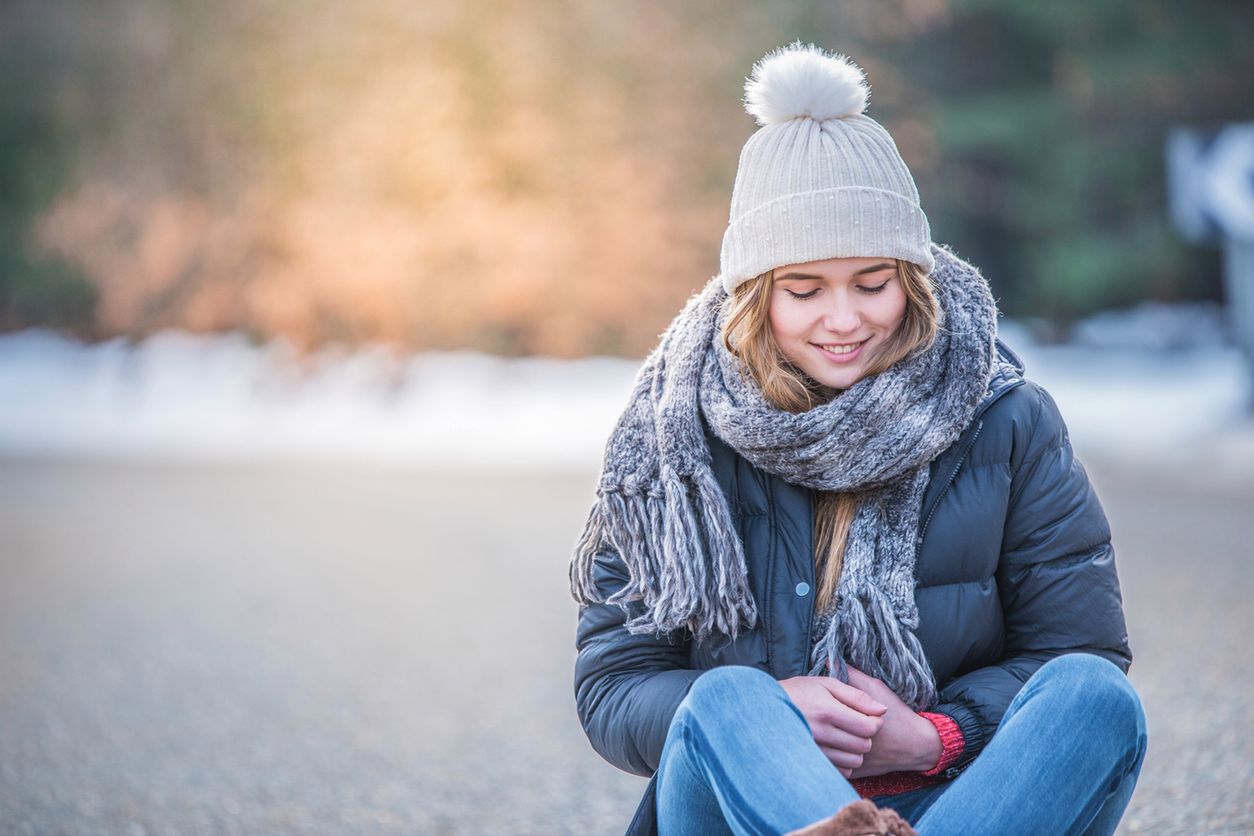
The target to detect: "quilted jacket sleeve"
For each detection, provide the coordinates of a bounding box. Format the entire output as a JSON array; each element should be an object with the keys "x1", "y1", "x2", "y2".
[
  {"x1": 930, "y1": 381, "x2": 1133, "y2": 776},
  {"x1": 574, "y1": 546, "x2": 701, "y2": 777}
]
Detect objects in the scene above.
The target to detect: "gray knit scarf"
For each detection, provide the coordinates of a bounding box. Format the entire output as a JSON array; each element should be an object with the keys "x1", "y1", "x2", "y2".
[{"x1": 569, "y1": 243, "x2": 999, "y2": 711}]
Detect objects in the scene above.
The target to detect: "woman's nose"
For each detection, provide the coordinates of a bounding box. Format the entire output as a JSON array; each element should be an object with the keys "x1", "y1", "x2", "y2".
[{"x1": 822, "y1": 299, "x2": 862, "y2": 334}]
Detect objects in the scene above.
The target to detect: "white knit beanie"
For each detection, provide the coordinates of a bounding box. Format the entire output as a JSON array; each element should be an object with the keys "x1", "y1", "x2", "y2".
[{"x1": 719, "y1": 41, "x2": 934, "y2": 295}]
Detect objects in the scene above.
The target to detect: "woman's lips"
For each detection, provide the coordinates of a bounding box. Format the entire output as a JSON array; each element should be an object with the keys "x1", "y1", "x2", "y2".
[{"x1": 813, "y1": 338, "x2": 869, "y2": 364}]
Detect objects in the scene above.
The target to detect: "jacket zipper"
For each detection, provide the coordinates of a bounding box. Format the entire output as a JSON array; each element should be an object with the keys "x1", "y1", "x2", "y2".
[
  {"x1": 763, "y1": 467, "x2": 778, "y2": 675},
  {"x1": 912, "y1": 374, "x2": 1026, "y2": 555},
  {"x1": 915, "y1": 420, "x2": 983, "y2": 557},
  {"x1": 803, "y1": 487, "x2": 816, "y2": 665}
]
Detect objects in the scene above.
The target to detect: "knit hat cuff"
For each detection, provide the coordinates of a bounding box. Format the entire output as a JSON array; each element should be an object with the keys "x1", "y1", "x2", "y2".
[{"x1": 719, "y1": 186, "x2": 933, "y2": 295}]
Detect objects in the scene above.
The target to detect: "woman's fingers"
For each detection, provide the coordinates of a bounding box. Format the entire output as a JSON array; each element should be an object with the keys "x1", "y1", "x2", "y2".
[
  {"x1": 777, "y1": 674, "x2": 884, "y2": 764},
  {"x1": 819, "y1": 745, "x2": 865, "y2": 772},
  {"x1": 815, "y1": 723, "x2": 874, "y2": 775},
  {"x1": 816, "y1": 698, "x2": 884, "y2": 740},
  {"x1": 813, "y1": 725, "x2": 875, "y2": 755},
  {"x1": 817, "y1": 677, "x2": 888, "y2": 718}
]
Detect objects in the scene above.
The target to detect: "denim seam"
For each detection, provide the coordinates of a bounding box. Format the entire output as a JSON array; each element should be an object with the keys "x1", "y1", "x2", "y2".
[{"x1": 684, "y1": 710, "x2": 776, "y2": 835}]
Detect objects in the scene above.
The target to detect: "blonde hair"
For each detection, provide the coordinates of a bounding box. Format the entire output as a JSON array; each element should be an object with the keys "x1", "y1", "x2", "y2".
[{"x1": 720, "y1": 259, "x2": 941, "y2": 615}]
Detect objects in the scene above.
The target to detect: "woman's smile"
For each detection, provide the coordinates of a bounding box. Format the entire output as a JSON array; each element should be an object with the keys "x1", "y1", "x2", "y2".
[{"x1": 813, "y1": 338, "x2": 870, "y2": 362}]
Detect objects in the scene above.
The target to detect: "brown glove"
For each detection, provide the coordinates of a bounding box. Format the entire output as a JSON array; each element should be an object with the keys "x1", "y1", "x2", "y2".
[{"x1": 786, "y1": 798, "x2": 919, "y2": 836}]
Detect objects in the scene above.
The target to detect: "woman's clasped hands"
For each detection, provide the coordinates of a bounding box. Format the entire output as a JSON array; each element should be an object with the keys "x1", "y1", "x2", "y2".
[{"x1": 778, "y1": 666, "x2": 943, "y2": 779}]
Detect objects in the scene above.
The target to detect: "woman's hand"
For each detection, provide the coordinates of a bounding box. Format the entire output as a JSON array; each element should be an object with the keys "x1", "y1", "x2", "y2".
[
  {"x1": 777, "y1": 675, "x2": 888, "y2": 778},
  {"x1": 843, "y1": 666, "x2": 943, "y2": 778}
]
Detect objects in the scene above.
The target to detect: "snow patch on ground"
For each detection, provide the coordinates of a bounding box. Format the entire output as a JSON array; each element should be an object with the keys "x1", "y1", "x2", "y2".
[{"x1": 1, "y1": 310, "x2": 1251, "y2": 471}]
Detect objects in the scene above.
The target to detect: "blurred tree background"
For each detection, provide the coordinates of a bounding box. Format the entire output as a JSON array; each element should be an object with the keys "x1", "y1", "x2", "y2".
[{"x1": 1, "y1": 0, "x2": 1251, "y2": 356}]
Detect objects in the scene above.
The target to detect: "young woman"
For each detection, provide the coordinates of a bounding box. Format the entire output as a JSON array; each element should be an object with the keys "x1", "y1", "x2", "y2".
[{"x1": 569, "y1": 42, "x2": 1145, "y2": 836}]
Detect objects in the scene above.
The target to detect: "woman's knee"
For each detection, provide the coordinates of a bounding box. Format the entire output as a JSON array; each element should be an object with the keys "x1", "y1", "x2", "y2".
[
  {"x1": 676, "y1": 665, "x2": 784, "y2": 727},
  {"x1": 1035, "y1": 653, "x2": 1140, "y2": 705},
  {"x1": 1031, "y1": 653, "x2": 1147, "y2": 752}
]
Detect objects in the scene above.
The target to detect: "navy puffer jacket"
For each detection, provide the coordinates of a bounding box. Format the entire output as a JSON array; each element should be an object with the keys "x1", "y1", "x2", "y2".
[{"x1": 573, "y1": 339, "x2": 1133, "y2": 836}]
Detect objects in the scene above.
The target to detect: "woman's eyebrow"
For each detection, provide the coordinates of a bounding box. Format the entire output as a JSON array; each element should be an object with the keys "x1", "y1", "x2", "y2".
[{"x1": 775, "y1": 262, "x2": 894, "y2": 282}]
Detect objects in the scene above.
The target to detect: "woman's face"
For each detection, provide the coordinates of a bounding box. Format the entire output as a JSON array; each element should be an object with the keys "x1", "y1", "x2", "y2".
[{"x1": 767, "y1": 256, "x2": 908, "y2": 391}]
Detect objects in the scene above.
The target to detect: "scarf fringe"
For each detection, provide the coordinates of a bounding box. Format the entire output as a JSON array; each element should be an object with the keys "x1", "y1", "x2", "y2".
[
  {"x1": 569, "y1": 466, "x2": 758, "y2": 643},
  {"x1": 809, "y1": 588, "x2": 939, "y2": 711}
]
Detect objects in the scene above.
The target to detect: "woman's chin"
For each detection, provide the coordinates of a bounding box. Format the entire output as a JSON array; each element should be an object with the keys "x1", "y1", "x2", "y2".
[
  {"x1": 795, "y1": 371, "x2": 848, "y2": 404},
  {"x1": 805, "y1": 367, "x2": 862, "y2": 392}
]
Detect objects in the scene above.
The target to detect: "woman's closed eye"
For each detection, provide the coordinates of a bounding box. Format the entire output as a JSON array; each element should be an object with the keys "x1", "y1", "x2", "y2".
[{"x1": 785, "y1": 281, "x2": 890, "y2": 300}]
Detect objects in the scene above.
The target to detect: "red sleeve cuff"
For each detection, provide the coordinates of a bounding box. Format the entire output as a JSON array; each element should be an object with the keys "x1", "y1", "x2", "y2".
[{"x1": 918, "y1": 711, "x2": 965, "y2": 775}]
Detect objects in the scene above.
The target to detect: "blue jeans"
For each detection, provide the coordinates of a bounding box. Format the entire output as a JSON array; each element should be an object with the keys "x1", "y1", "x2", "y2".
[{"x1": 655, "y1": 653, "x2": 1147, "y2": 836}]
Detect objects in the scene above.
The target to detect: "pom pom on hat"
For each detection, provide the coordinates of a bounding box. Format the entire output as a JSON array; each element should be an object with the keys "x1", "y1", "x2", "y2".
[{"x1": 743, "y1": 40, "x2": 869, "y2": 126}]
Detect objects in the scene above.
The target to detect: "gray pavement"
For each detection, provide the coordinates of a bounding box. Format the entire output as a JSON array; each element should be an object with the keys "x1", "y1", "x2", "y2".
[{"x1": 0, "y1": 455, "x2": 1249, "y2": 834}]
